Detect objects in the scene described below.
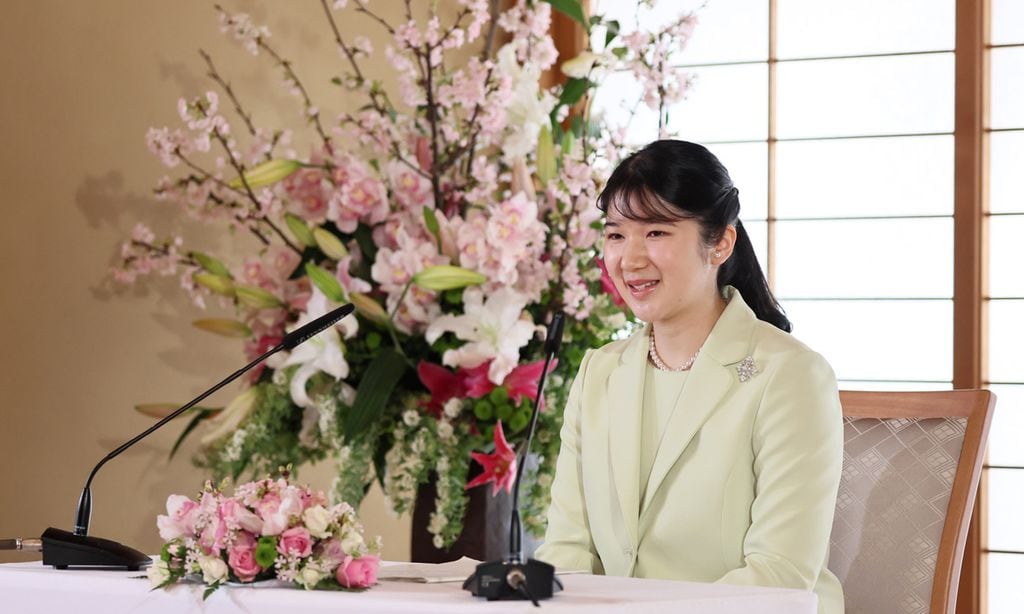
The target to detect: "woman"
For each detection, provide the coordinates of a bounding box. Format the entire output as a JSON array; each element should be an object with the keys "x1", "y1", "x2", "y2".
[{"x1": 536, "y1": 140, "x2": 844, "y2": 614}]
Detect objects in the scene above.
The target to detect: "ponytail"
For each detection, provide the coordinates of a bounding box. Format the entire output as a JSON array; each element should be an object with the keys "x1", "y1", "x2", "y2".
[{"x1": 718, "y1": 220, "x2": 792, "y2": 333}]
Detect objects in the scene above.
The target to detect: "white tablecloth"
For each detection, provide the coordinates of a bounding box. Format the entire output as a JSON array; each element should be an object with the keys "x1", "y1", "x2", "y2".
[{"x1": 0, "y1": 561, "x2": 817, "y2": 614}]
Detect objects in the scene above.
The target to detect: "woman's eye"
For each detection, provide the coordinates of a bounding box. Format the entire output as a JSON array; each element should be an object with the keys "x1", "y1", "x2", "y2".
[
  {"x1": 647, "y1": 230, "x2": 666, "y2": 238},
  {"x1": 605, "y1": 232, "x2": 623, "y2": 240}
]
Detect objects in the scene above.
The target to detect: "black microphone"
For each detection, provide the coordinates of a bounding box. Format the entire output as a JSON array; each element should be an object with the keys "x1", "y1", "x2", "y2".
[
  {"x1": 41, "y1": 303, "x2": 354, "y2": 570},
  {"x1": 464, "y1": 311, "x2": 566, "y2": 605}
]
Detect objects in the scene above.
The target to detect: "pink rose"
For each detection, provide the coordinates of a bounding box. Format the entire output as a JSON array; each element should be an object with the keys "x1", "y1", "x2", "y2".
[
  {"x1": 228, "y1": 532, "x2": 261, "y2": 582},
  {"x1": 277, "y1": 527, "x2": 313, "y2": 557},
  {"x1": 336, "y1": 555, "x2": 379, "y2": 589}
]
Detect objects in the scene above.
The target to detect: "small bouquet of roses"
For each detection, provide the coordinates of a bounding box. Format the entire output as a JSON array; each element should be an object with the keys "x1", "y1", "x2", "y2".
[{"x1": 148, "y1": 470, "x2": 381, "y2": 598}]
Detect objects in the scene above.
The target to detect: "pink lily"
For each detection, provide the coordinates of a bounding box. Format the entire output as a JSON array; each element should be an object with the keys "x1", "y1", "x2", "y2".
[
  {"x1": 466, "y1": 421, "x2": 518, "y2": 495},
  {"x1": 417, "y1": 361, "x2": 467, "y2": 418},
  {"x1": 504, "y1": 358, "x2": 558, "y2": 407}
]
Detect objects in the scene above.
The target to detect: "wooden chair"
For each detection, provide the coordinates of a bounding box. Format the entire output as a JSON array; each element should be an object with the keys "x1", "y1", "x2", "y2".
[{"x1": 829, "y1": 390, "x2": 995, "y2": 614}]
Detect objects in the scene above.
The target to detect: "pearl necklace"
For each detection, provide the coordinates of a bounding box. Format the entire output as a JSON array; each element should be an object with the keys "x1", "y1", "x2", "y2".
[{"x1": 648, "y1": 327, "x2": 699, "y2": 372}]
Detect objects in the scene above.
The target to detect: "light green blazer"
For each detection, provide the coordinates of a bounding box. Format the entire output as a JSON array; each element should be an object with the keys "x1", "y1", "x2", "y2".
[{"x1": 536, "y1": 287, "x2": 844, "y2": 614}]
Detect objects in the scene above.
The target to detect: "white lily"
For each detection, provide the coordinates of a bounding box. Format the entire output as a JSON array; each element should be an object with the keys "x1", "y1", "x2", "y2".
[
  {"x1": 282, "y1": 286, "x2": 358, "y2": 408},
  {"x1": 425, "y1": 286, "x2": 535, "y2": 385},
  {"x1": 496, "y1": 44, "x2": 557, "y2": 162}
]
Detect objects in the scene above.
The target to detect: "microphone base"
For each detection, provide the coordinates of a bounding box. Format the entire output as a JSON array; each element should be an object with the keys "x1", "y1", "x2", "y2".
[
  {"x1": 463, "y1": 558, "x2": 563, "y2": 601},
  {"x1": 42, "y1": 528, "x2": 152, "y2": 570}
]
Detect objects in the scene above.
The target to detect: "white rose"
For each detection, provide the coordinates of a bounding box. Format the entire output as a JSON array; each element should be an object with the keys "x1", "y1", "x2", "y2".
[
  {"x1": 340, "y1": 525, "x2": 366, "y2": 554},
  {"x1": 302, "y1": 505, "x2": 333, "y2": 539},
  {"x1": 297, "y1": 565, "x2": 327, "y2": 590},
  {"x1": 402, "y1": 410, "x2": 421, "y2": 427},
  {"x1": 198, "y1": 555, "x2": 228, "y2": 585},
  {"x1": 437, "y1": 421, "x2": 454, "y2": 441},
  {"x1": 147, "y1": 559, "x2": 171, "y2": 587}
]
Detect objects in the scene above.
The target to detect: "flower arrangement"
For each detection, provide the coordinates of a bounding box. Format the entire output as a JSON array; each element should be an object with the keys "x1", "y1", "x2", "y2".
[
  {"x1": 117, "y1": 0, "x2": 696, "y2": 549},
  {"x1": 148, "y1": 470, "x2": 381, "y2": 597}
]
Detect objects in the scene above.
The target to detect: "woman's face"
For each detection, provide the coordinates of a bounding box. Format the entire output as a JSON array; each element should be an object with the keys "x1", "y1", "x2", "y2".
[{"x1": 602, "y1": 207, "x2": 725, "y2": 326}]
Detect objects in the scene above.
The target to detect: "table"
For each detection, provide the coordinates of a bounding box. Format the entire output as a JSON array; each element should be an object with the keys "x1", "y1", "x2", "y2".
[{"x1": 0, "y1": 561, "x2": 817, "y2": 613}]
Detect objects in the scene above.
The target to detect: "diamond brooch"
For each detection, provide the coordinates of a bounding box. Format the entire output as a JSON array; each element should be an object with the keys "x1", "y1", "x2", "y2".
[{"x1": 736, "y1": 356, "x2": 758, "y2": 382}]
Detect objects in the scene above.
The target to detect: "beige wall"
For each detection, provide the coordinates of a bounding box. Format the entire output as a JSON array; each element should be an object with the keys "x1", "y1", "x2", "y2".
[{"x1": 0, "y1": 1, "x2": 414, "y2": 563}]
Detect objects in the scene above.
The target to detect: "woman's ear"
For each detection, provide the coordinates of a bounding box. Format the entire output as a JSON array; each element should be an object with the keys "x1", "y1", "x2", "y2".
[{"x1": 713, "y1": 225, "x2": 737, "y2": 265}]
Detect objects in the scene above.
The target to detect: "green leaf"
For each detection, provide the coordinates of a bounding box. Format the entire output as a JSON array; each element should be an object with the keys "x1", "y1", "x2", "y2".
[
  {"x1": 169, "y1": 410, "x2": 209, "y2": 460},
  {"x1": 191, "y1": 251, "x2": 232, "y2": 278},
  {"x1": 284, "y1": 213, "x2": 317, "y2": 247},
  {"x1": 345, "y1": 347, "x2": 408, "y2": 440},
  {"x1": 422, "y1": 206, "x2": 441, "y2": 246},
  {"x1": 558, "y1": 78, "x2": 593, "y2": 108},
  {"x1": 305, "y1": 262, "x2": 346, "y2": 302},
  {"x1": 536, "y1": 125, "x2": 557, "y2": 184},
  {"x1": 234, "y1": 285, "x2": 284, "y2": 309},
  {"x1": 203, "y1": 585, "x2": 219, "y2": 601},
  {"x1": 543, "y1": 0, "x2": 589, "y2": 31},
  {"x1": 604, "y1": 19, "x2": 621, "y2": 47},
  {"x1": 228, "y1": 159, "x2": 302, "y2": 190}
]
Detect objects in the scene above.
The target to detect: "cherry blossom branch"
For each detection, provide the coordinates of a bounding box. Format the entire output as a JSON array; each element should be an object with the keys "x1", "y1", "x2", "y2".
[
  {"x1": 318, "y1": 0, "x2": 365, "y2": 84},
  {"x1": 351, "y1": 0, "x2": 395, "y2": 35},
  {"x1": 199, "y1": 49, "x2": 258, "y2": 139},
  {"x1": 254, "y1": 39, "x2": 334, "y2": 156}
]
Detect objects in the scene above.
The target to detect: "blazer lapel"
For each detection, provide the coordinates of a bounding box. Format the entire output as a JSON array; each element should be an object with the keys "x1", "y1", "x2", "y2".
[
  {"x1": 640, "y1": 287, "x2": 758, "y2": 514},
  {"x1": 605, "y1": 327, "x2": 647, "y2": 546}
]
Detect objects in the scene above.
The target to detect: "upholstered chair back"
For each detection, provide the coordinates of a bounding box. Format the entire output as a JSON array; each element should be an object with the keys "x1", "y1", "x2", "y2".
[{"x1": 829, "y1": 390, "x2": 994, "y2": 614}]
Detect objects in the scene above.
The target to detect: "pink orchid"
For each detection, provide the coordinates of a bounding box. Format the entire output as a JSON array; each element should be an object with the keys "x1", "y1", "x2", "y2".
[
  {"x1": 504, "y1": 358, "x2": 558, "y2": 407},
  {"x1": 466, "y1": 421, "x2": 518, "y2": 495},
  {"x1": 596, "y1": 257, "x2": 626, "y2": 308}
]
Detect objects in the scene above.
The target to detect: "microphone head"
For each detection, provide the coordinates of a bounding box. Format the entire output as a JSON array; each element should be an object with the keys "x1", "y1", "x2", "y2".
[
  {"x1": 544, "y1": 311, "x2": 565, "y2": 355},
  {"x1": 281, "y1": 303, "x2": 355, "y2": 349}
]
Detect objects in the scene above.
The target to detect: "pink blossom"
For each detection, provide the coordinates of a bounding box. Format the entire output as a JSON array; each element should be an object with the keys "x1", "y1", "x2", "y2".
[
  {"x1": 277, "y1": 526, "x2": 313, "y2": 557},
  {"x1": 283, "y1": 167, "x2": 329, "y2": 224},
  {"x1": 387, "y1": 160, "x2": 433, "y2": 209},
  {"x1": 336, "y1": 554, "x2": 379, "y2": 589},
  {"x1": 329, "y1": 173, "x2": 388, "y2": 232}
]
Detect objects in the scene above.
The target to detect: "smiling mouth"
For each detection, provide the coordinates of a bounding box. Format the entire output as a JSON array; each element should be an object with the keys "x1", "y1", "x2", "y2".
[{"x1": 626, "y1": 280, "x2": 660, "y2": 295}]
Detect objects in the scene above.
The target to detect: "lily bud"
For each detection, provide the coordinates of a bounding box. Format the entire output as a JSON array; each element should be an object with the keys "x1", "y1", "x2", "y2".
[
  {"x1": 201, "y1": 387, "x2": 260, "y2": 445},
  {"x1": 350, "y1": 292, "x2": 391, "y2": 328},
  {"x1": 285, "y1": 213, "x2": 317, "y2": 247},
  {"x1": 305, "y1": 262, "x2": 346, "y2": 303},
  {"x1": 412, "y1": 265, "x2": 486, "y2": 291},
  {"x1": 510, "y1": 157, "x2": 537, "y2": 202},
  {"x1": 313, "y1": 228, "x2": 348, "y2": 260},
  {"x1": 561, "y1": 51, "x2": 600, "y2": 79},
  {"x1": 228, "y1": 159, "x2": 302, "y2": 190},
  {"x1": 536, "y1": 125, "x2": 556, "y2": 184},
  {"x1": 193, "y1": 272, "x2": 235, "y2": 296},
  {"x1": 234, "y1": 285, "x2": 284, "y2": 309},
  {"x1": 192, "y1": 318, "x2": 253, "y2": 338},
  {"x1": 191, "y1": 251, "x2": 232, "y2": 278}
]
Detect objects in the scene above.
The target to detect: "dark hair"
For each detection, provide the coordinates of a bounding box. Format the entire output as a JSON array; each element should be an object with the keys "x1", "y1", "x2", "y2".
[{"x1": 597, "y1": 139, "x2": 791, "y2": 332}]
